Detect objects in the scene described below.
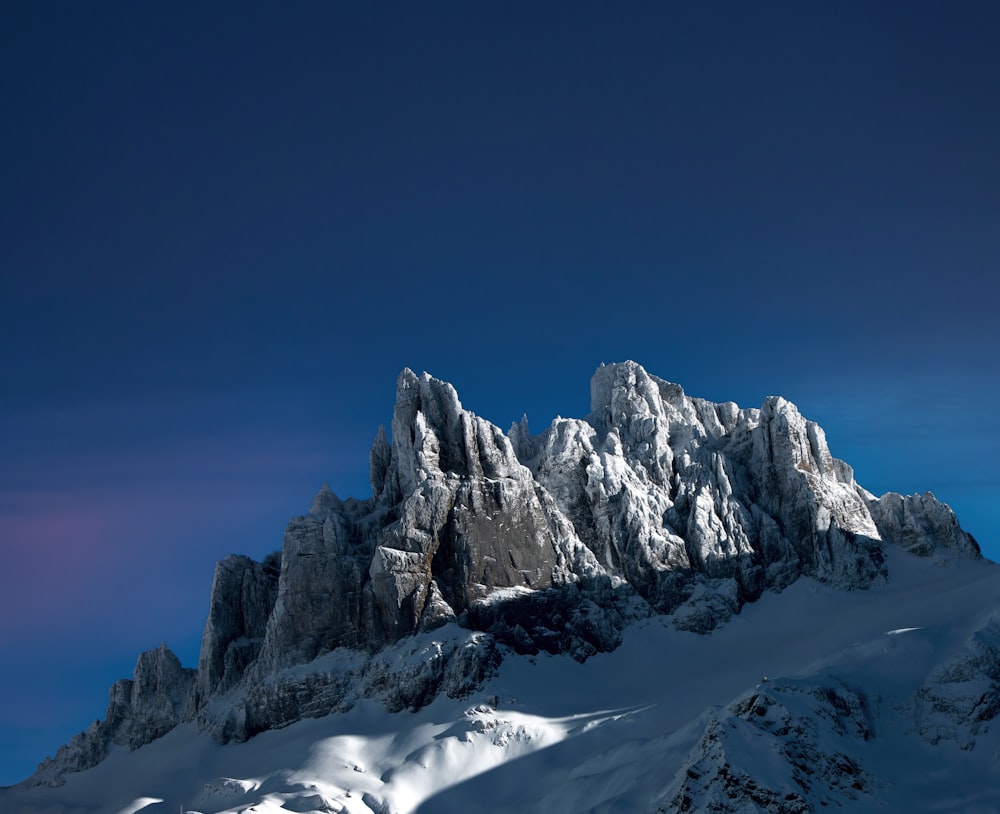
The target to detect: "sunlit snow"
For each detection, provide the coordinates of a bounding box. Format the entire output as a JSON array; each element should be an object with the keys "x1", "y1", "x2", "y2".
[{"x1": 5, "y1": 548, "x2": 1000, "y2": 813}]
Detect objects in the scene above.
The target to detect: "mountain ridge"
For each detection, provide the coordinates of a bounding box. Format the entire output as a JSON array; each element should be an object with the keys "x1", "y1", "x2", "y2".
[{"x1": 9, "y1": 361, "x2": 985, "y2": 809}]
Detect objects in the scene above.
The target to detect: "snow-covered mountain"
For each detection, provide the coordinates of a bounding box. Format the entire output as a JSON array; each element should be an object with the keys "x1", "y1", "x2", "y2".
[{"x1": 4, "y1": 361, "x2": 996, "y2": 814}]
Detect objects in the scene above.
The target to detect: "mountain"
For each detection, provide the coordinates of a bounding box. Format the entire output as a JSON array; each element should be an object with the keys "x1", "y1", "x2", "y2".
[{"x1": 3, "y1": 361, "x2": 996, "y2": 814}]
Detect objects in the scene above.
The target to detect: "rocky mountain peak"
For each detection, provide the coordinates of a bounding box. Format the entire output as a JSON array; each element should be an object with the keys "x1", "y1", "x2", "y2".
[
  {"x1": 589, "y1": 360, "x2": 669, "y2": 423},
  {"x1": 26, "y1": 362, "x2": 981, "y2": 787}
]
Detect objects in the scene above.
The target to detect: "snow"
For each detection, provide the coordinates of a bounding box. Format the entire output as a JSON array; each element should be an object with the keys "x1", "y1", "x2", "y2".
[
  {"x1": 469, "y1": 585, "x2": 537, "y2": 607},
  {"x1": 114, "y1": 799, "x2": 162, "y2": 814},
  {"x1": 5, "y1": 548, "x2": 999, "y2": 814}
]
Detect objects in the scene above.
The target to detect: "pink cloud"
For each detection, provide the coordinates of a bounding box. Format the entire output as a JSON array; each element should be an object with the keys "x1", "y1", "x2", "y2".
[{"x1": 0, "y1": 497, "x2": 117, "y2": 639}]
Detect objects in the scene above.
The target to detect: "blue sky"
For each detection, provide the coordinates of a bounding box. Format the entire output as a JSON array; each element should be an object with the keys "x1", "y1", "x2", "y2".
[{"x1": 2, "y1": 1, "x2": 998, "y2": 786}]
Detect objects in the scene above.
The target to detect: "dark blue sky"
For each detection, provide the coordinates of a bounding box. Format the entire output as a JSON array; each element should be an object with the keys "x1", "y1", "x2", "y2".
[{"x1": 2, "y1": 1, "x2": 998, "y2": 786}]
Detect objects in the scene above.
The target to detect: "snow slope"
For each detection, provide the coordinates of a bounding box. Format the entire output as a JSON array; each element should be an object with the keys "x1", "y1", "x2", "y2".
[{"x1": 5, "y1": 547, "x2": 999, "y2": 814}]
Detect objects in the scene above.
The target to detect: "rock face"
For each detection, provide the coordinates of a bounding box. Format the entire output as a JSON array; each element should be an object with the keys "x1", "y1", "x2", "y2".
[
  {"x1": 526, "y1": 363, "x2": 888, "y2": 631},
  {"x1": 194, "y1": 553, "x2": 280, "y2": 703},
  {"x1": 30, "y1": 644, "x2": 195, "y2": 786},
  {"x1": 910, "y1": 610, "x2": 1000, "y2": 749},
  {"x1": 27, "y1": 361, "x2": 981, "y2": 786},
  {"x1": 248, "y1": 369, "x2": 602, "y2": 683},
  {"x1": 869, "y1": 490, "x2": 980, "y2": 558}
]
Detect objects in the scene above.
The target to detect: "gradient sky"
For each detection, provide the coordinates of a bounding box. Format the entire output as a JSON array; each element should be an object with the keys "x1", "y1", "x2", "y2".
[{"x1": 2, "y1": 1, "x2": 998, "y2": 786}]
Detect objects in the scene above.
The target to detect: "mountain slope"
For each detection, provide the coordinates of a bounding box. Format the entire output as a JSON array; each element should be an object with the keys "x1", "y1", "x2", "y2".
[
  {"x1": 2, "y1": 362, "x2": 991, "y2": 813},
  {"x1": 5, "y1": 550, "x2": 998, "y2": 814}
]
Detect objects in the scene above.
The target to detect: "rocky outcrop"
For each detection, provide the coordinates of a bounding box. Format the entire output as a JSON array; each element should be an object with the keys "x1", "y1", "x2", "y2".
[
  {"x1": 528, "y1": 362, "x2": 887, "y2": 629},
  {"x1": 910, "y1": 610, "x2": 1000, "y2": 749},
  {"x1": 463, "y1": 575, "x2": 650, "y2": 661},
  {"x1": 250, "y1": 493, "x2": 379, "y2": 673},
  {"x1": 193, "y1": 552, "x2": 280, "y2": 703},
  {"x1": 249, "y1": 369, "x2": 602, "y2": 681},
  {"x1": 202, "y1": 628, "x2": 503, "y2": 744},
  {"x1": 31, "y1": 644, "x2": 195, "y2": 786},
  {"x1": 869, "y1": 490, "x2": 981, "y2": 558},
  {"x1": 28, "y1": 362, "x2": 982, "y2": 786},
  {"x1": 655, "y1": 678, "x2": 878, "y2": 813}
]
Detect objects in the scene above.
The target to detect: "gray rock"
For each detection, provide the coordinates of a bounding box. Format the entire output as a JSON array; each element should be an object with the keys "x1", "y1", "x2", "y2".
[
  {"x1": 193, "y1": 552, "x2": 280, "y2": 703},
  {"x1": 30, "y1": 644, "x2": 194, "y2": 786},
  {"x1": 531, "y1": 362, "x2": 887, "y2": 627},
  {"x1": 206, "y1": 628, "x2": 502, "y2": 743},
  {"x1": 869, "y1": 490, "x2": 980, "y2": 558},
  {"x1": 655, "y1": 678, "x2": 878, "y2": 813},
  {"x1": 251, "y1": 368, "x2": 602, "y2": 681},
  {"x1": 251, "y1": 497, "x2": 379, "y2": 674},
  {"x1": 909, "y1": 610, "x2": 1000, "y2": 749}
]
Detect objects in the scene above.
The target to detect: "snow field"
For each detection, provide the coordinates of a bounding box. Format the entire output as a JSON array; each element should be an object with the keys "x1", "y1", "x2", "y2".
[{"x1": 6, "y1": 548, "x2": 999, "y2": 814}]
